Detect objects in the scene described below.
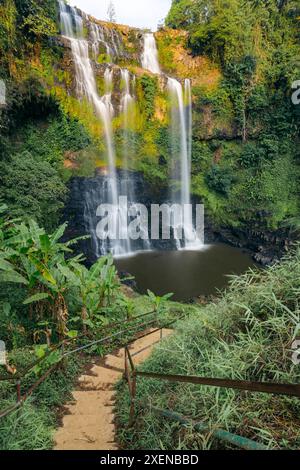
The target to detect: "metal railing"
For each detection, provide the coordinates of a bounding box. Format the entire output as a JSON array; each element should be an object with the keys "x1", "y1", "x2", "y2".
[
  {"x1": 0, "y1": 310, "x2": 181, "y2": 420},
  {"x1": 124, "y1": 331, "x2": 300, "y2": 450}
]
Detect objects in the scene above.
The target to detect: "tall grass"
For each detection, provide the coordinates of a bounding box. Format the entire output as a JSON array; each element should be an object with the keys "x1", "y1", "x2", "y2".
[
  {"x1": 116, "y1": 245, "x2": 300, "y2": 450},
  {"x1": 0, "y1": 351, "x2": 84, "y2": 450}
]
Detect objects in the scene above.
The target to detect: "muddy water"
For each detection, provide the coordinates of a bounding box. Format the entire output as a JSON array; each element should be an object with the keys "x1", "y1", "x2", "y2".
[{"x1": 115, "y1": 244, "x2": 256, "y2": 301}]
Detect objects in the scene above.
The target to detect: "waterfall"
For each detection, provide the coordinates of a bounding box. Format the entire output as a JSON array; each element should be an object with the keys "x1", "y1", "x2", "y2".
[
  {"x1": 118, "y1": 69, "x2": 135, "y2": 255},
  {"x1": 102, "y1": 68, "x2": 114, "y2": 118},
  {"x1": 59, "y1": 2, "x2": 201, "y2": 256},
  {"x1": 120, "y1": 69, "x2": 133, "y2": 168},
  {"x1": 168, "y1": 77, "x2": 202, "y2": 249},
  {"x1": 120, "y1": 69, "x2": 151, "y2": 253},
  {"x1": 90, "y1": 22, "x2": 112, "y2": 60},
  {"x1": 89, "y1": 21, "x2": 124, "y2": 62},
  {"x1": 59, "y1": 1, "x2": 74, "y2": 37},
  {"x1": 141, "y1": 32, "x2": 202, "y2": 248},
  {"x1": 141, "y1": 33, "x2": 161, "y2": 74},
  {"x1": 59, "y1": 1, "x2": 131, "y2": 257}
]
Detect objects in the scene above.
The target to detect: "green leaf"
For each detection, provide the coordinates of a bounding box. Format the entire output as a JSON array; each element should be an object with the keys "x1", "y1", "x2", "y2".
[
  {"x1": 57, "y1": 264, "x2": 79, "y2": 285},
  {"x1": 2, "y1": 302, "x2": 11, "y2": 316},
  {"x1": 83, "y1": 319, "x2": 94, "y2": 328},
  {"x1": 66, "y1": 330, "x2": 78, "y2": 339},
  {"x1": 23, "y1": 292, "x2": 50, "y2": 305},
  {"x1": 35, "y1": 345, "x2": 48, "y2": 359},
  {"x1": 29, "y1": 256, "x2": 57, "y2": 285},
  {"x1": 51, "y1": 223, "x2": 67, "y2": 244},
  {"x1": 0, "y1": 259, "x2": 15, "y2": 271},
  {"x1": 0, "y1": 271, "x2": 29, "y2": 285},
  {"x1": 39, "y1": 234, "x2": 51, "y2": 252}
]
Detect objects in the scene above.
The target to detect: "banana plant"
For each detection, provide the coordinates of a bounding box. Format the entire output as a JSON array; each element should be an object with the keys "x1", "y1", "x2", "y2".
[
  {"x1": 147, "y1": 290, "x2": 174, "y2": 316},
  {"x1": 0, "y1": 211, "x2": 87, "y2": 338},
  {"x1": 65, "y1": 256, "x2": 119, "y2": 333}
]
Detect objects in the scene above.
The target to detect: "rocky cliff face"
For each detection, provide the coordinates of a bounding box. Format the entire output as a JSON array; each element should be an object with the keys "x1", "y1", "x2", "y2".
[{"x1": 64, "y1": 171, "x2": 179, "y2": 263}]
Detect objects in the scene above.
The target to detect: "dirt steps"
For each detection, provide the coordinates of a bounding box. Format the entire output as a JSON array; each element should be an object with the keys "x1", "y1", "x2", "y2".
[{"x1": 54, "y1": 329, "x2": 172, "y2": 450}]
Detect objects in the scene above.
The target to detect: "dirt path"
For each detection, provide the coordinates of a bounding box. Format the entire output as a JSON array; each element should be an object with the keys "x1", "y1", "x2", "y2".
[{"x1": 54, "y1": 329, "x2": 172, "y2": 450}]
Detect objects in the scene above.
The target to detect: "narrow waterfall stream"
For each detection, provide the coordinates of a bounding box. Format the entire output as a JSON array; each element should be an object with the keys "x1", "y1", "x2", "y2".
[
  {"x1": 168, "y1": 77, "x2": 202, "y2": 249},
  {"x1": 142, "y1": 32, "x2": 202, "y2": 249},
  {"x1": 59, "y1": 1, "x2": 127, "y2": 257},
  {"x1": 141, "y1": 33, "x2": 161, "y2": 74}
]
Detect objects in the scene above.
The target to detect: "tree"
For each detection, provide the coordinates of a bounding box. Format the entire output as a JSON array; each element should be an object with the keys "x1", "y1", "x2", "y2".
[
  {"x1": 17, "y1": 1, "x2": 57, "y2": 39},
  {"x1": 107, "y1": 1, "x2": 117, "y2": 23},
  {"x1": 0, "y1": 215, "x2": 79, "y2": 339},
  {"x1": 0, "y1": 151, "x2": 67, "y2": 231}
]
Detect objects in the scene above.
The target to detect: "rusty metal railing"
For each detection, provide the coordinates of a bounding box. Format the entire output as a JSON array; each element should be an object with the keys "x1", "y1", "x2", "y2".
[
  {"x1": 124, "y1": 332, "x2": 300, "y2": 450},
  {"x1": 0, "y1": 309, "x2": 179, "y2": 420}
]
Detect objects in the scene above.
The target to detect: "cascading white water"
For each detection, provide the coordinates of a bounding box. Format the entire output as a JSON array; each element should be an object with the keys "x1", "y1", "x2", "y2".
[
  {"x1": 102, "y1": 68, "x2": 114, "y2": 118},
  {"x1": 141, "y1": 32, "x2": 201, "y2": 247},
  {"x1": 117, "y1": 69, "x2": 135, "y2": 255},
  {"x1": 141, "y1": 33, "x2": 161, "y2": 74},
  {"x1": 90, "y1": 21, "x2": 124, "y2": 62},
  {"x1": 168, "y1": 77, "x2": 202, "y2": 249},
  {"x1": 90, "y1": 22, "x2": 112, "y2": 60},
  {"x1": 185, "y1": 79, "x2": 193, "y2": 171},
  {"x1": 59, "y1": 3, "x2": 201, "y2": 255},
  {"x1": 59, "y1": 1, "x2": 130, "y2": 256},
  {"x1": 120, "y1": 70, "x2": 151, "y2": 253},
  {"x1": 59, "y1": 0, "x2": 74, "y2": 37},
  {"x1": 120, "y1": 69, "x2": 135, "y2": 144}
]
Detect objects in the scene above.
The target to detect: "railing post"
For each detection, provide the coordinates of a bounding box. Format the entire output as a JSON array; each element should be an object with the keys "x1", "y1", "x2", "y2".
[
  {"x1": 60, "y1": 341, "x2": 65, "y2": 370},
  {"x1": 129, "y1": 370, "x2": 137, "y2": 427},
  {"x1": 16, "y1": 379, "x2": 21, "y2": 403},
  {"x1": 124, "y1": 347, "x2": 129, "y2": 382}
]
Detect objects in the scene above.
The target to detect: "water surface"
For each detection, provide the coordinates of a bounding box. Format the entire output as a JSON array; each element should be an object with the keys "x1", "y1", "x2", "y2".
[{"x1": 115, "y1": 244, "x2": 255, "y2": 301}]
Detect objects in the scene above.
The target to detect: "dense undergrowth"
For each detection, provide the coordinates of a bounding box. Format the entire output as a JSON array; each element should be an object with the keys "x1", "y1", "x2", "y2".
[
  {"x1": 0, "y1": 349, "x2": 84, "y2": 450},
  {"x1": 0, "y1": 292, "x2": 189, "y2": 450},
  {"x1": 116, "y1": 245, "x2": 300, "y2": 450}
]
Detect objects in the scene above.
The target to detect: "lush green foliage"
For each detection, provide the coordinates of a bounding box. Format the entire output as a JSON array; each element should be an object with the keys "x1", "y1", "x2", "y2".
[
  {"x1": 0, "y1": 104, "x2": 92, "y2": 229},
  {"x1": 137, "y1": 75, "x2": 158, "y2": 121},
  {"x1": 0, "y1": 206, "x2": 121, "y2": 342},
  {"x1": 0, "y1": 151, "x2": 67, "y2": 231},
  {"x1": 0, "y1": 349, "x2": 83, "y2": 450},
  {"x1": 117, "y1": 245, "x2": 300, "y2": 450},
  {"x1": 166, "y1": 0, "x2": 300, "y2": 232}
]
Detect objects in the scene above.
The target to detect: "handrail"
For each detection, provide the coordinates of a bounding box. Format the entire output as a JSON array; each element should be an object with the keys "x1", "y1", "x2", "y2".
[
  {"x1": 134, "y1": 371, "x2": 300, "y2": 398},
  {"x1": 124, "y1": 333, "x2": 300, "y2": 450},
  {"x1": 0, "y1": 309, "x2": 157, "y2": 382},
  {"x1": 0, "y1": 312, "x2": 180, "y2": 421},
  {"x1": 148, "y1": 407, "x2": 267, "y2": 451}
]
